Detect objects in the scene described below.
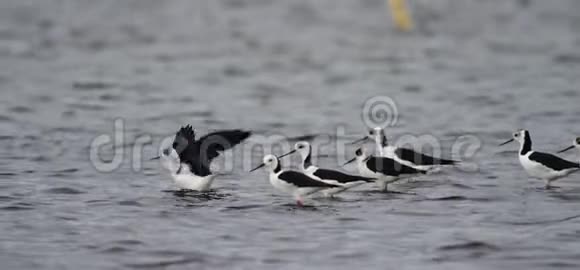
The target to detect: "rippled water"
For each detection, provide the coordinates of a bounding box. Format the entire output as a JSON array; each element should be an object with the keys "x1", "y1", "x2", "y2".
[{"x1": 2, "y1": 0, "x2": 580, "y2": 269}]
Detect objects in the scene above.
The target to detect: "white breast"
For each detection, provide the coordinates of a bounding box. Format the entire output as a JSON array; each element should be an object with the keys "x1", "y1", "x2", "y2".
[
  {"x1": 518, "y1": 153, "x2": 576, "y2": 181},
  {"x1": 356, "y1": 159, "x2": 378, "y2": 179},
  {"x1": 382, "y1": 145, "x2": 396, "y2": 158},
  {"x1": 171, "y1": 173, "x2": 216, "y2": 191},
  {"x1": 160, "y1": 150, "x2": 181, "y2": 173},
  {"x1": 269, "y1": 172, "x2": 296, "y2": 194}
]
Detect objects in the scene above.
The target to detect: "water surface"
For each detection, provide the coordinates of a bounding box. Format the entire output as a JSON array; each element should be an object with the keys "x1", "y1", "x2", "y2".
[{"x1": 1, "y1": 0, "x2": 580, "y2": 269}]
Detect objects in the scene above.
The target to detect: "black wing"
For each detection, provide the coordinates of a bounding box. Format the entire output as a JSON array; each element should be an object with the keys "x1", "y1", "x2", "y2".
[
  {"x1": 529, "y1": 152, "x2": 580, "y2": 171},
  {"x1": 395, "y1": 148, "x2": 457, "y2": 165},
  {"x1": 313, "y1": 169, "x2": 375, "y2": 183},
  {"x1": 279, "y1": 171, "x2": 340, "y2": 188},
  {"x1": 195, "y1": 129, "x2": 252, "y2": 161},
  {"x1": 366, "y1": 156, "x2": 427, "y2": 176},
  {"x1": 173, "y1": 125, "x2": 195, "y2": 154},
  {"x1": 178, "y1": 129, "x2": 251, "y2": 176}
]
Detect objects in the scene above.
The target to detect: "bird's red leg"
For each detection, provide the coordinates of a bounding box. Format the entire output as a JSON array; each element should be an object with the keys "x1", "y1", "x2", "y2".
[{"x1": 296, "y1": 199, "x2": 304, "y2": 207}]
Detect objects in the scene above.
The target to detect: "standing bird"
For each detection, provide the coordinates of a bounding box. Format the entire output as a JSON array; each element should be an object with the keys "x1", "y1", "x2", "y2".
[
  {"x1": 558, "y1": 137, "x2": 580, "y2": 158},
  {"x1": 153, "y1": 125, "x2": 251, "y2": 191},
  {"x1": 278, "y1": 141, "x2": 375, "y2": 197},
  {"x1": 343, "y1": 147, "x2": 427, "y2": 192},
  {"x1": 351, "y1": 127, "x2": 458, "y2": 171},
  {"x1": 250, "y1": 155, "x2": 340, "y2": 206},
  {"x1": 500, "y1": 130, "x2": 580, "y2": 189}
]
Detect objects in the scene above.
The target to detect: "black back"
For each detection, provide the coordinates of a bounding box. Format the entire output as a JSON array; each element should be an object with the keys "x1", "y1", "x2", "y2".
[
  {"x1": 529, "y1": 152, "x2": 580, "y2": 171},
  {"x1": 395, "y1": 148, "x2": 456, "y2": 166},
  {"x1": 521, "y1": 130, "x2": 532, "y2": 155},
  {"x1": 312, "y1": 168, "x2": 375, "y2": 183},
  {"x1": 272, "y1": 159, "x2": 282, "y2": 174},
  {"x1": 303, "y1": 148, "x2": 312, "y2": 169},
  {"x1": 278, "y1": 171, "x2": 340, "y2": 188},
  {"x1": 380, "y1": 130, "x2": 388, "y2": 148},
  {"x1": 366, "y1": 156, "x2": 427, "y2": 176},
  {"x1": 174, "y1": 126, "x2": 251, "y2": 176}
]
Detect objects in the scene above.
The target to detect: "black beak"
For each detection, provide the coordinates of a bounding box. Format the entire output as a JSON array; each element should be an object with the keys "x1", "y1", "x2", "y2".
[
  {"x1": 558, "y1": 145, "x2": 575, "y2": 154},
  {"x1": 349, "y1": 137, "x2": 369, "y2": 145},
  {"x1": 151, "y1": 148, "x2": 171, "y2": 160},
  {"x1": 342, "y1": 157, "x2": 356, "y2": 166},
  {"x1": 499, "y1": 138, "x2": 514, "y2": 146},
  {"x1": 278, "y1": 149, "x2": 296, "y2": 159},
  {"x1": 250, "y1": 163, "x2": 265, "y2": 172}
]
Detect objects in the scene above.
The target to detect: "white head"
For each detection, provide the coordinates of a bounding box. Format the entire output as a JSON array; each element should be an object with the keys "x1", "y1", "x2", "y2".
[
  {"x1": 277, "y1": 141, "x2": 313, "y2": 170},
  {"x1": 350, "y1": 127, "x2": 387, "y2": 147},
  {"x1": 278, "y1": 141, "x2": 311, "y2": 159},
  {"x1": 500, "y1": 129, "x2": 532, "y2": 155},
  {"x1": 250, "y1": 154, "x2": 281, "y2": 173},
  {"x1": 558, "y1": 136, "x2": 580, "y2": 154},
  {"x1": 151, "y1": 143, "x2": 181, "y2": 174},
  {"x1": 500, "y1": 129, "x2": 529, "y2": 145},
  {"x1": 294, "y1": 141, "x2": 311, "y2": 159},
  {"x1": 369, "y1": 126, "x2": 382, "y2": 140},
  {"x1": 151, "y1": 125, "x2": 194, "y2": 174},
  {"x1": 370, "y1": 127, "x2": 388, "y2": 149},
  {"x1": 343, "y1": 147, "x2": 369, "y2": 166}
]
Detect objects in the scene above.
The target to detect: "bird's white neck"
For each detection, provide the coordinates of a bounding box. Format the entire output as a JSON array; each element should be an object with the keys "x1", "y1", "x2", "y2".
[
  {"x1": 373, "y1": 135, "x2": 384, "y2": 156},
  {"x1": 299, "y1": 149, "x2": 313, "y2": 171},
  {"x1": 269, "y1": 159, "x2": 282, "y2": 174},
  {"x1": 161, "y1": 153, "x2": 181, "y2": 174},
  {"x1": 356, "y1": 155, "x2": 368, "y2": 166}
]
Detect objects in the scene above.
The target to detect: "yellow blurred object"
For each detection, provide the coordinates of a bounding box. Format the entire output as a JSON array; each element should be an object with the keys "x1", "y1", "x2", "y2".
[{"x1": 387, "y1": 0, "x2": 413, "y2": 32}]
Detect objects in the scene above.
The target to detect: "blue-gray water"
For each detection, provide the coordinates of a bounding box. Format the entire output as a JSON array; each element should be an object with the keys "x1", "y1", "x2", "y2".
[{"x1": 2, "y1": 0, "x2": 580, "y2": 269}]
